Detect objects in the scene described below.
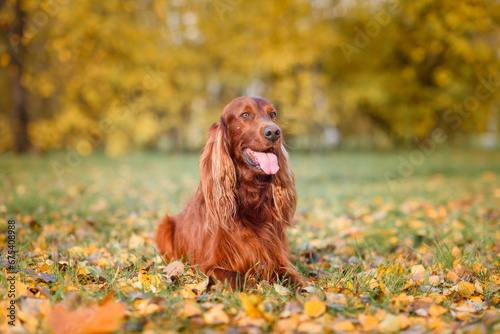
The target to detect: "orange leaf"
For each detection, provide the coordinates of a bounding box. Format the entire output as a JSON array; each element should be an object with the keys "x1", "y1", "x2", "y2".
[
  {"x1": 203, "y1": 304, "x2": 229, "y2": 325},
  {"x1": 182, "y1": 301, "x2": 201, "y2": 318},
  {"x1": 358, "y1": 314, "x2": 378, "y2": 331},
  {"x1": 48, "y1": 300, "x2": 125, "y2": 334},
  {"x1": 240, "y1": 293, "x2": 264, "y2": 319},
  {"x1": 458, "y1": 282, "x2": 474, "y2": 296},
  {"x1": 428, "y1": 304, "x2": 447, "y2": 317},
  {"x1": 446, "y1": 271, "x2": 459, "y2": 283},
  {"x1": 304, "y1": 297, "x2": 326, "y2": 318},
  {"x1": 332, "y1": 320, "x2": 355, "y2": 332}
]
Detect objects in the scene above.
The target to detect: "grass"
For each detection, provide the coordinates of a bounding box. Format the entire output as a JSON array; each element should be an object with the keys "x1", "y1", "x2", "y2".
[{"x1": 1, "y1": 148, "x2": 499, "y2": 333}]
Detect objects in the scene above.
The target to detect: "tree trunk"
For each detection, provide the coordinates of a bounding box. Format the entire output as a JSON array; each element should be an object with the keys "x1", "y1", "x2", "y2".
[{"x1": 7, "y1": 0, "x2": 31, "y2": 153}]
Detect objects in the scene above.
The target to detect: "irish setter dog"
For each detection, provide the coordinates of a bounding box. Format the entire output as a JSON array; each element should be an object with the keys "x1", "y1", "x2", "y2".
[{"x1": 156, "y1": 96, "x2": 303, "y2": 289}]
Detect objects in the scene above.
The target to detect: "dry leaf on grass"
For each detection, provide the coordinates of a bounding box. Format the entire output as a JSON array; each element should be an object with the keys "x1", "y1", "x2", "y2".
[
  {"x1": 203, "y1": 304, "x2": 230, "y2": 325},
  {"x1": 358, "y1": 314, "x2": 378, "y2": 331},
  {"x1": 304, "y1": 297, "x2": 326, "y2": 318},
  {"x1": 332, "y1": 320, "x2": 355, "y2": 332},
  {"x1": 428, "y1": 304, "x2": 447, "y2": 317},
  {"x1": 48, "y1": 300, "x2": 125, "y2": 334},
  {"x1": 162, "y1": 261, "x2": 185, "y2": 277},
  {"x1": 240, "y1": 293, "x2": 264, "y2": 319}
]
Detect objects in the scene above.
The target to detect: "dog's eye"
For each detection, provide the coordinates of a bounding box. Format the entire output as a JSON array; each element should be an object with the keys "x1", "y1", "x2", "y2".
[
  {"x1": 270, "y1": 112, "x2": 276, "y2": 119},
  {"x1": 241, "y1": 112, "x2": 251, "y2": 119}
]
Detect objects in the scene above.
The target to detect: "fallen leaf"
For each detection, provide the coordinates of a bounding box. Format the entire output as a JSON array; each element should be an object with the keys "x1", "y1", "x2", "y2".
[
  {"x1": 304, "y1": 297, "x2": 326, "y2": 318},
  {"x1": 240, "y1": 293, "x2": 264, "y2": 319},
  {"x1": 411, "y1": 264, "x2": 425, "y2": 275},
  {"x1": 332, "y1": 320, "x2": 355, "y2": 332},
  {"x1": 184, "y1": 278, "x2": 209, "y2": 295},
  {"x1": 457, "y1": 281, "x2": 474, "y2": 296},
  {"x1": 428, "y1": 304, "x2": 447, "y2": 317},
  {"x1": 415, "y1": 308, "x2": 428, "y2": 317},
  {"x1": 397, "y1": 314, "x2": 411, "y2": 330},
  {"x1": 428, "y1": 275, "x2": 440, "y2": 286},
  {"x1": 139, "y1": 273, "x2": 162, "y2": 293},
  {"x1": 181, "y1": 301, "x2": 201, "y2": 318},
  {"x1": 447, "y1": 271, "x2": 459, "y2": 283},
  {"x1": 378, "y1": 313, "x2": 399, "y2": 333},
  {"x1": 474, "y1": 280, "x2": 483, "y2": 294},
  {"x1": 203, "y1": 304, "x2": 229, "y2": 324},
  {"x1": 297, "y1": 321, "x2": 324, "y2": 333},
  {"x1": 325, "y1": 292, "x2": 347, "y2": 305},
  {"x1": 162, "y1": 261, "x2": 185, "y2": 277},
  {"x1": 48, "y1": 300, "x2": 125, "y2": 334},
  {"x1": 273, "y1": 283, "x2": 292, "y2": 296},
  {"x1": 358, "y1": 314, "x2": 378, "y2": 331}
]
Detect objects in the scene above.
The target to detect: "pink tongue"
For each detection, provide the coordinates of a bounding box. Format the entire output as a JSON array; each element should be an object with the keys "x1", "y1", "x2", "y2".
[{"x1": 253, "y1": 152, "x2": 279, "y2": 175}]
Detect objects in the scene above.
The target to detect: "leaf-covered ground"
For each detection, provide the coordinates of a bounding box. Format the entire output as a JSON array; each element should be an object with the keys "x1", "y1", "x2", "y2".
[{"x1": 1, "y1": 150, "x2": 500, "y2": 333}]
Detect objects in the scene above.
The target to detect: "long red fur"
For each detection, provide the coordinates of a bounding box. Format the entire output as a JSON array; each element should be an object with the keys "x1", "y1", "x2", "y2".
[{"x1": 156, "y1": 96, "x2": 303, "y2": 289}]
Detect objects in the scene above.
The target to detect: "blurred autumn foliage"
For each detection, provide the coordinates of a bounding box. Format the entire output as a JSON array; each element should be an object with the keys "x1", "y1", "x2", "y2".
[{"x1": 1, "y1": 0, "x2": 500, "y2": 154}]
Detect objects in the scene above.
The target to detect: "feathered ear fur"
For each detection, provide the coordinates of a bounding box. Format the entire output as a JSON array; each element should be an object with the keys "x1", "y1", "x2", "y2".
[
  {"x1": 199, "y1": 122, "x2": 237, "y2": 232},
  {"x1": 272, "y1": 144, "x2": 297, "y2": 226}
]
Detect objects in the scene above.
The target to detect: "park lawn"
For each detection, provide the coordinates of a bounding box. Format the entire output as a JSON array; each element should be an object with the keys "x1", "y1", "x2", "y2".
[{"x1": 1, "y1": 149, "x2": 499, "y2": 333}]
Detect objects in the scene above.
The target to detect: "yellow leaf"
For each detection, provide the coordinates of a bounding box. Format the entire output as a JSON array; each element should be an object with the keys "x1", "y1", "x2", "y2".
[
  {"x1": 473, "y1": 263, "x2": 482, "y2": 273},
  {"x1": 297, "y1": 321, "x2": 324, "y2": 333},
  {"x1": 474, "y1": 280, "x2": 483, "y2": 294},
  {"x1": 139, "y1": 273, "x2": 162, "y2": 293},
  {"x1": 402, "y1": 280, "x2": 415, "y2": 290},
  {"x1": 39, "y1": 264, "x2": 52, "y2": 272},
  {"x1": 333, "y1": 320, "x2": 355, "y2": 332},
  {"x1": 304, "y1": 297, "x2": 326, "y2": 318},
  {"x1": 410, "y1": 265, "x2": 425, "y2": 274},
  {"x1": 458, "y1": 281, "x2": 474, "y2": 296},
  {"x1": 358, "y1": 314, "x2": 378, "y2": 331},
  {"x1": 428, "y1": 304, "x2": 447, "y2": 317},
  {"x1": 183, "y1": 278, "x2": 209, "y2": 295},
  {"x1": 203, "y1": 304, "x2": 229, "y2": 325},
  {"x1": 181, "y1": 301, "x2": 201, "y2": 318},
  {"x1": 397, "y1": 314, "x2": 411, "y2": 330},
  {"x1": 446, "y1": 271, "x2": 459, "y2": 283},
  {"x1": 374, "y1": 309, "x2": 387, "y2": 321},
  {"x1": 427, "y1": 318, "x2": 446, "y2": 330},
  {"x1": 378, "y1": 313, "x2": 399, "y2": 333},
  {"x1": 240, "y1": 293, "x2": 264, "y2": 319},
  {"x1": 178, "y1": 288, "x2": 197, "y2": 299},
  {"x1": 428, "y1": 275, "x2": 440, "y2": 286},
  {"x1": 273, "y1": 283, "x2": 292, "y2": 296},
  {"x1": 428, "y1": 293, "x2": 446, "y2": 304},
  {"x1": 134, "y1": 299, "x2": 161, "y2": 316}
]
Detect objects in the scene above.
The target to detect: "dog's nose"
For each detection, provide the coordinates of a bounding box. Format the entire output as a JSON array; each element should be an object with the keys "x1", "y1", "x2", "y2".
[{"x1": 263, "y1": 126, "x2": 281, "y2": 142}]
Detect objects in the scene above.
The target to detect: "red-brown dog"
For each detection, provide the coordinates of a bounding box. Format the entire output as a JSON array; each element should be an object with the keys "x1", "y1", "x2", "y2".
[{"x1": 156, "y1": 96, "x2": 303, "y2": 289}]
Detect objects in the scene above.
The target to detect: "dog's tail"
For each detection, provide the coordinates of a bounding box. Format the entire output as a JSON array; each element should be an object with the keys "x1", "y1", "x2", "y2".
[{"x1": 156, "y1": 215, "x2": 175, "y2": 259}]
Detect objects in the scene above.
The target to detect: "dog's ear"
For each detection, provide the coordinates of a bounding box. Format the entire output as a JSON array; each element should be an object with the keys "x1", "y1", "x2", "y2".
[
  {"x1": 272, "y1": 144, "x2": 297, "y2": 227},
  {"x1": 199, "y1": 122, "x2": 237, "y2": 232}
]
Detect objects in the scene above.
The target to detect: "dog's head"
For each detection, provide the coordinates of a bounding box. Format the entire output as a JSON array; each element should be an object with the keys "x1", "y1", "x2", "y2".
[
  {"x1": 222, "y1": 96, "x2": 283, "y2": 177},
  {"x1": 199, "y1": 97, "x2": 296, "y2": 231}
]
